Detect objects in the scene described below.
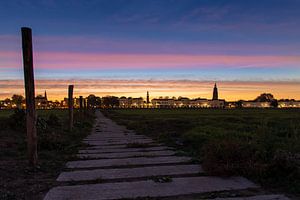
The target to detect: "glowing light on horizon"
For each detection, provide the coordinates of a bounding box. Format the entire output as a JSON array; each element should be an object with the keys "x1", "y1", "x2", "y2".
[{"x1": 0, "y1": 79, "x2": 299, "y2": 101}]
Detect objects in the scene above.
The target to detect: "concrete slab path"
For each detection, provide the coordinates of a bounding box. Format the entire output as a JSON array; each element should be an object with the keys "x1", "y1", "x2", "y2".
[
  {"x1": 79, "y1": 146, "x2": 171, "y2": 154},
  {"x1": 44, "y1": 111, "x2": 289, "y2": 200},
  {"x1": 44, "y1": 177, "x2": 257, "y2": 200},
  {"x1": 57, "y1": 164, "x2": 203, "y2": 181},
  {"x1": 77, "y1": 149, "x2": 176, "y2": 159}
]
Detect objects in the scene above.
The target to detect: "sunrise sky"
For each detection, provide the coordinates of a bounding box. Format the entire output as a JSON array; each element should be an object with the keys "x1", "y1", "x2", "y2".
[{"x1": 1, "y1": 0, "x2": 300, "y2": 101}]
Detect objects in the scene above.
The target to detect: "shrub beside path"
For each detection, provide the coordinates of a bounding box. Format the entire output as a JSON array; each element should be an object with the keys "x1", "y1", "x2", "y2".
[{"x1": 44, "y1": 111, "x2": 289, "y2": 200}]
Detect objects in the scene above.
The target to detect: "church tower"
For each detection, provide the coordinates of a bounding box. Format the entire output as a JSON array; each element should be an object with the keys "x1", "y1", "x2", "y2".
[
  {"x1": 44, "y1": 90, "x2": 48, "y2": 100},
  {"x1": 212, "y1": 83, "x2": 218, "y2": 100},
  {"x1": 146, "y1": 91, "x2": 150, "y2": 105}
]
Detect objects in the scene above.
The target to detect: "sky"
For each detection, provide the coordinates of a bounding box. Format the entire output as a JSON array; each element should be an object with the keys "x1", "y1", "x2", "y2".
[{"x1": 0, "y1": 0, "x2": 300, "y2": 100}]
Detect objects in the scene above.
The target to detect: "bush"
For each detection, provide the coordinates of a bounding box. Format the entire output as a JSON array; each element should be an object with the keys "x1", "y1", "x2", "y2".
[
  {"x1": 46, "y1": 113, "x2": 61, "y2": 127},
  {"x1": 266, "y1": 150, "x2": 300, "y2": 184},
  {"x1": 201, "y1": 139, "x2": 258, "y2": 176},
  {"x1": 0, "y1": 117, "x2": 9, "y2": 130},
  {"x1": 9, "y1": 109, "x2": 26, "y2": 130},
  {"x1": 201, "y1": 138, "x2": 300, "y2": 193}
]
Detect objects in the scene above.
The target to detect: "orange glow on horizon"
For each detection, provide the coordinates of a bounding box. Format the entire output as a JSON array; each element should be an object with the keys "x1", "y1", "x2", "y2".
[{"x1": 0, "y1": 79, "x2": 299, "y2": 101}]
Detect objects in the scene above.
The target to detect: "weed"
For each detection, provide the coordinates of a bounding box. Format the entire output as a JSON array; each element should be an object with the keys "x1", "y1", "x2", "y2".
[
  {"x1": 151, "y1": 176, "x2": 173, "y2": 183},
  {"x1": 126, "y1": 142, "x2": 155, "y2": 148}
]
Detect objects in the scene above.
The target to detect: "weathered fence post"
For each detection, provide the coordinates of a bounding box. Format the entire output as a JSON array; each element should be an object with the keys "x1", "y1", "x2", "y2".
[
  {"x1": 83, "y1": 98, "x2": 87, "y2": 115},
  {"x1": 79, "y1": 96, "x2": 83, "y2": 113},
  {"x1": 68, "y1": 85, "x2": 74, "y2": 131},
  {"x1": 21, "y1": 27, "x2": 38, "y2": 167}
]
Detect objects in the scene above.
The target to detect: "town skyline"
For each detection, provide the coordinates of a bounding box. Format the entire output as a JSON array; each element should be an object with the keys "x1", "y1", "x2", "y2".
[
  {"x1": 1, "y1": 80, "x2": 300, "y2": 102},
  {"x1": 1, "y1": 83, "x2": 300, "y2": 110}
]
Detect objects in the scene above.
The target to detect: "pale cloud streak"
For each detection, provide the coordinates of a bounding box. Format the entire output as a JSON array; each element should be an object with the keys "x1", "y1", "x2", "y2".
[{"x1": 1, "y1": 50, "x2": 300, "y2": 70}]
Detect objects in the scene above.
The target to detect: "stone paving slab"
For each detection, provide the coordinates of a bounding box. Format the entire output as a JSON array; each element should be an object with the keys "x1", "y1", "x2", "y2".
[
  {"x1": 83, "y1": 138, "x2": 151, "y2": 143},
  {"x1": 85, "y1": 142, "x2": 156, "y2": 148},
  {"x1": 44, "y1": 176, "x2": 258, "y2": 200},
  {"x1": 94, "y1": 130, "x2": 124, "y2": 132},
  {"x1": 78, "y1": 150, "x2": 176, "y2": 159},
  {"x1": 86, "y1": 133, "x2": 138, "y2": 135},
  {"x1": 86, "y1": 134, "x2": 139, "y2": 137},
  {"x1": 79, "y1": 146, "x2": 172, "y2": 154},
  {"x1": 87, "y1": 133, "x2": 140, "y2": 136},
  {"x1": 66, "y1": 156, "x2": 191, "y2": 169},
  {"x1": 84, "y1": 136, "x2": 149, "y2": 140},
  {"x1": 57, "y1": 164, "x2": 203, "y2": 181},
  {"x1": 83, "y1": 138, "x2": 153, "y2": 143},
  {"x1": 213, "y1": 194, "x2": 290, "y2": 200},
  {"x1": 85, "y1": 144, "x2": 163, "y2": 150},
  {"x1": 87, "y1": 136, "x2": 141, "y2": 139},
  {"x1": 84, "y1": 139, "x2": 153, "y2": 145},
  {"x1": 85, "y1": 145, "x2": 128, "y2": 149}
]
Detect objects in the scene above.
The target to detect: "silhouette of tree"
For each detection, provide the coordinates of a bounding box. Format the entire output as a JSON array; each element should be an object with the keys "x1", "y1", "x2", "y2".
[
  {"x1": 87, "y1": 94, "x2": 96, "y2": 108},
  {"x1": 270, "y1": 99, "x2": 279, "y2": 108},
  {"x1": 86, "y1": 94, "x2": 101, "y2": 108},
  {"x1": 4, "y1": 98, "x2": 11, "y2": 103},
  {"x1": 254, "y1": 93, "x2": 275, "y2": 102},
  {"x1": 236, "y1": 100, "x2": 244, "y2": 108},
  {"x1": 11, "y1": 94, "x2": 24, "y2": 109},
  {"x1": 102, "y1": 96, "x2": 119, "y2": 108},
  {"x1": 87, "y1": 94, "x2": 101, "y2": 108}
]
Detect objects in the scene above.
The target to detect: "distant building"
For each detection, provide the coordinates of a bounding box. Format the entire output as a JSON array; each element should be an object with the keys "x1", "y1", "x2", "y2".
[
  {"x1": 119, "y1": 96, "x2": 129, "y2": 108},
  {"x1": 189, "y1": 98, "x2": 210, "y2": 108},
  {"x1": 146, "y1": 91, "x2": 150, "y2": 107},
  {"x1": 36, "y1": 90, "x2": 48, "y2": 109},
  {"x1": 226, "y1": 101, "x2": 238, "y2": 108},
  {"x1": 242, "y1": 101, "x2": 271, "y2": 108},
  {"x1": 210, "y1": 83, "x2": 225, "y2": 108},
  {"x1": 210, "y1": 99, "x2": 225, "y2": 108},
  {"x1": 132, "y1": 97, "x2": 144, "y2": 108},
  {"x1": 61, "y1": 98, "x2": 68, "y2": 108},
  {"x1": 73, "y1": 97, "x2": 81, "y2": 108},
  {"x1": 152, "y1": 98, "x2": 175, "y2": 108},
  {"x1": 0, "y1": 99, "x2": 10, "y2": 109},
  {"x1": 176, "y1": 97, "x2": 190, "y2": 107},
  {"x1": 213, "y1": 83, "x2": 218, "y2": 100},
  {"x1": 150, "y1": 84, "x2": 225, "y2": 108},
  {"x1": 278, "y1": 100, "x2": 300, "y2": 108},
  {"x1": 119, "y1": 97, "x2": 145, "y2": 108}
]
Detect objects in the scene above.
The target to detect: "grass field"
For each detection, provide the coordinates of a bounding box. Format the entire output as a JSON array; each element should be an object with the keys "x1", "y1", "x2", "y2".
[
  {"x1": 0, "y1": 109, "x2": 95, "y2": 199},
  {"x1": 0, "y1": 109, "x2": 68, "y2": 118},
  {"x1": 103, "y1": 108, "x2": 300, "y2": 196},
  {"x1": 0, "y1": 110, "x2": 13, "y2": 118}
]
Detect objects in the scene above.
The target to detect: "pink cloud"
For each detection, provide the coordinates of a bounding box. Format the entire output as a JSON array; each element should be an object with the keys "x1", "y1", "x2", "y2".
[{"x1": 1, "y1": 50, "x2": 300, "y2": 70}]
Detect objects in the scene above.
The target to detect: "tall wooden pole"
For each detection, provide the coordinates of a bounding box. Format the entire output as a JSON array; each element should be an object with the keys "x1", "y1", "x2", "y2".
[
  {"x1": 79, "y1": 96, "x2": 83, "y2": 113},
  {"x1": 83, "y1": 98, "x2": 87, "y2": 115},
  {"x1": 21, "y1": 27, "x2": 38, "y2": 167},
  {"x1": 68, "y1": 85, "x2": 74, "y2": 131}
]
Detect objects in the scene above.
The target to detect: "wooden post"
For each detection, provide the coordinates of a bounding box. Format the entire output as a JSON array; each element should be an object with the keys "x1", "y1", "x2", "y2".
[
  {"x1": 68, "y1": 85, "x2": 74, "y2": 131},
  {"x1": 21, "y1": 27, "x2": 38, "y2": 167},
  {"x1": 79, "y1": 96, "x2": 83, "y2": 112},
  {"x1": 83, "y1": 98, "x2": 87, "y2": 115},
  {"x1": 87, "y1": 98, "x2": 90, "y2": 110},
  {"x1": 79, "y1": 96, "x2": 83, "y2": 118}
]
